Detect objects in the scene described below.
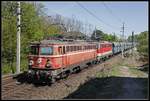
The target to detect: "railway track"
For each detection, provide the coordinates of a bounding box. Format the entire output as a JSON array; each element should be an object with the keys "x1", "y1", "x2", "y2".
[
  {"x1": 2, "y1": 72, "x2": 32, "y2": 99},
  {"x1": 2, "y1": 83, "x2": 34, "y2": 99},
  {"x1": 2, "y1": 53, "x2": 123, "y2": 100},
  {"x1": 2, "y1": 75, "x2": 15, "y2": 85}
]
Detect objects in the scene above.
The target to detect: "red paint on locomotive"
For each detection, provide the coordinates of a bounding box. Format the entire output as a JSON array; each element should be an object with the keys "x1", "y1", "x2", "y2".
[
  {"x1": 28, "y1": 41, "x2": 97, "y2": 70},
  {"x1": 97, "y1": 42, "x2": 113, "y2": 57}
]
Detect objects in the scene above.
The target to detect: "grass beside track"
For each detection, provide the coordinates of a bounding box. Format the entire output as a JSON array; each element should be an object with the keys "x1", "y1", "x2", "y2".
[{"x1": 2, "y1": 58, "x2": 28, "y2": 75}]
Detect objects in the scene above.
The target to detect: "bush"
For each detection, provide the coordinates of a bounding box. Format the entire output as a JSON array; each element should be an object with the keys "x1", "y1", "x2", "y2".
[{"x1": 137, "y1": 31, "x2": 148, "y2": 58}]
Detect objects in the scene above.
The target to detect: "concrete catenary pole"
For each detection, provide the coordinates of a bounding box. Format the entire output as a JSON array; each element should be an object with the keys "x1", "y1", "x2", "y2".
[
  {"x1": 132, "y1": 31, "x2": 134, "y2": 48},
  {"x1": 94, "y1": 26, "x2": 97, "y2": 40},
  {"x1": 132, "y1": 31, "x2": 134, "y2": 55},
  {"x1": 16, "y1": 2, "x2": 21, "y2": 74},
  {"x1": 113, "y1": 32, "x2": 115, "y2": 41},
  {"x1": 121, "y1": 22, "x2": 125, "y2": 58}
]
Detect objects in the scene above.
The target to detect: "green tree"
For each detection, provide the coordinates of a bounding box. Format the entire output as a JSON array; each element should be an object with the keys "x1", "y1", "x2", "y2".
[
  {"x1": 91, "y1": 29, "x2": 105, "y2": 41},
  {"x1": 2, "y1": 2, "x2": 48, "y2": 74},
  {"x1": 137, "y1": 31, "x2": 148, "y2": 57},
  {"x1": 2, "y1": 2, "x2": 64, "y2": 74},
  {"x1": 2, "y1": 1, "x2": 18, "y2": 73},
  {"x1": 127, "y1": 34, "x2": 138, "y2": 42},
  {"x1": 91, "y1": 29, "x2": 119, "y2": 42},
  {"x1": 20, "y1": 2, "x2": 45, "y2": 56}
]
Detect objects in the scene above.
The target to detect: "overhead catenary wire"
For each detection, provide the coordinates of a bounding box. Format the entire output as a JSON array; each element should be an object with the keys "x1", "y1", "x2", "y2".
[
  {"x1": 102, "y1": 2, "x2": 123, "y2": 23},
  {"x1": 76, "y1": 2, "x2": 120, "y2": 30},
  {"x1": 102, "y1": 2, "x2": 136, "y2": 37},
  {"x1": 43, "y1": 2, "x2": 112, "y2": 35}
]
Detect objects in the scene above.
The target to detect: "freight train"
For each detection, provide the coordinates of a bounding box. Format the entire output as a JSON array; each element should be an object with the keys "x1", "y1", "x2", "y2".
[{"x1": 27, "y1": 39, "x2": 133, "y2": 83}]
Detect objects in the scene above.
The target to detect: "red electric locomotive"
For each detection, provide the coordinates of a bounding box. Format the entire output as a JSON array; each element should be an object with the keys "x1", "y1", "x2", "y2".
[
  {"x1": 96, "y1": 41, "x2": 113, "y2": 62},
  {"x1": 27, "y1": 39, "x2": 97, "y2": 83}
]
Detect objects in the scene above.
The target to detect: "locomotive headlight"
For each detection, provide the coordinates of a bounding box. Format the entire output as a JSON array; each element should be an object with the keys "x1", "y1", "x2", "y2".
[
  {"x1": 46, "y1": 61, "x2": 50, "y2": 65},
  {"x1": 46, "y1": 59, "x2": 51, "y2": 68},
  {"x1": 51, "y1": 70, "x2": 57, "y2": 76},
  {"x1": 28, "y1": 70, "x2": 32, "y2": 73},
  {"x1": 37, "y1": 58, "x2": 42, "y2": 64},
  {"x1": 29, "y1": 60, "x2": 34, "y2": 65}
]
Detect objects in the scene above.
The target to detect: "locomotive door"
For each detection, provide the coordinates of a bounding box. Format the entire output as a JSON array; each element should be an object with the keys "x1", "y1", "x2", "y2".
[
  {"x1": 62, "y1": 46, "x2": 67, "y2": 68},
  {"x1": 58, "y1": 46, "x2": 62, "y2": 67}
]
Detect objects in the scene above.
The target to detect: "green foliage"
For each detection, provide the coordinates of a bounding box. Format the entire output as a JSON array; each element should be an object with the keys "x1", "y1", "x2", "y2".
[
  {"x1": 2, "y1": 1, "x2": 17, "y2": 66},
  {"x1": 127, "y1": 31, "x2": 148, "y2": 58},
  {"x1": 137, "y1": 31, "x2": 148, "y2": 57},
  {"x1": 1, "y1": 2, "x2": 54, "y2": 74},
  {"x1": 91, "y1": 30, "x2": 104, "y2": 41},
  {"x1": 91, "y1": 29, "x2": 118, "y2": 42},
  {"x1": 43, "y1": 25, "x2": 61, "y2": 38},
  {"x1": 47, "y1": 33, "x2": 63, "y2": 39},
  {"x1": 127, "y1": 34, "x2": 138, "y2": 42},
  {"x1": 2, "y1": 2, "x2": 62, "y2": 74},
  {"x1": 20, "y1": 2, "x2": 45, "y2": 55}
]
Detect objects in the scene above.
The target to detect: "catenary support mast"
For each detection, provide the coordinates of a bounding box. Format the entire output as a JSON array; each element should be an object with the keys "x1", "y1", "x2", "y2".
[{"x1": 16, "y1": 2, "x2": 21, "y2": 74}]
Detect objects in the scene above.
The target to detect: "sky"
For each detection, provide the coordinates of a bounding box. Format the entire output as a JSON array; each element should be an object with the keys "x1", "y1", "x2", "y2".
[{"x1": 38, "y1": 1, "x2": 148, "y2": 38}]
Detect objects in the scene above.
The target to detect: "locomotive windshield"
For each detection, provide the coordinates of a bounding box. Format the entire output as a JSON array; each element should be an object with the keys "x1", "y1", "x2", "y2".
[
  {"x1": 30, "y1": 46, "x2": 39, "y2": 55},
  {"x1": 40, "y1": 47, "x2": 53, "y2": 55}
]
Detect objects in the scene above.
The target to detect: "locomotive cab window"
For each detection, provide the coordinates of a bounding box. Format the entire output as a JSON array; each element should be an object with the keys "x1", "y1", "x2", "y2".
[
  {"x1": 58, "y1": 46, "x2": 63, "y2": 54},
  {"x1": 40, "y1": 47, "x2": 53, "y2": 55},
  {"x1": 30, "y1": 46, "x2": 39, "y2": 55},
  {"x1": 63, "y1": 46, "x2": 66, "y2": 54}
]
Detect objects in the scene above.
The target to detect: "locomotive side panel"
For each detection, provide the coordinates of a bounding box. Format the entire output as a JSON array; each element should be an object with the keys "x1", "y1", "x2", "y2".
[
  {"x1": 97, "y1": 43, "x2": 113, "y2": 58},
  {"x1": 50, "y1": 49, "x2": 97, "y2": 69},
  {"x1": 65, "y1": 49, "x2": 96, "y2": 68}
]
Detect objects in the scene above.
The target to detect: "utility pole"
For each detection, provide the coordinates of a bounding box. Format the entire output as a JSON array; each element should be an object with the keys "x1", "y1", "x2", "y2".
[
  {"x1": 94, "y1": 26, "x2": 97, "y2": 40},
  {"x1": 131, "y1": 31, "x2": 134, "y2": 55},
  {"x1": 132, "y1": 31, "x2": 134, "y2": 48},
  {"x1": 16, "y1": 2, "x2": 21, "y2": 74},
  {"x1": 122, "y1": 22, "x2": 125, "y2": 40},
  {"x1": 113, "y1": 32, "x2": 115, "y2": 41},
  {"x1": 88, "y1": 24, "x2": 92, "y2": 39},
  {"x1": 88, "y1": 23, "x2": 90, "y2": 40},
  {"x1": 121, "y1": 22, "x2": 125, "y2": 58},
  {"x1": 84, "y1": 21, "x2": 87, "y2": 40}
]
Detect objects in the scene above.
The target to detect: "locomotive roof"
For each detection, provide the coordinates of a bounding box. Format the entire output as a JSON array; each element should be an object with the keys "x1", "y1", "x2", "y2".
[
  {"x1": 30, "y1": 39, "x2": 133, "y2": 46},
  {"x1": 30, "y1": 39, "x2": 97, "y2": 45}
]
